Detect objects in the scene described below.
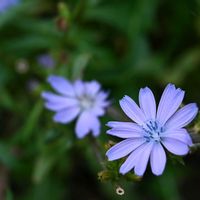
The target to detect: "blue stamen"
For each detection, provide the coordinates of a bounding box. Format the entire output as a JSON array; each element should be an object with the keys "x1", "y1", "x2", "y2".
[{"x1": 143, "y1": 120, "x2": 162, "y2": 142}]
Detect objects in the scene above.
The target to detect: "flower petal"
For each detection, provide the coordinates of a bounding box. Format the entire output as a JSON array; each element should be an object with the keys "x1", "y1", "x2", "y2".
[
  {"x1": 162, "y1": 138, "x2": 189, "y2": 155},
  {"x1": 119, "y1": 142, "x2": 153, "y2": 176},
  {"x1": 95, "y1": 91, "x2": 110, "y2": 107},
  {"x1": 90, "y1": 116, "x2": 101, "y2": 137},
  {"x1": 106, "y1": 138, "x2": 146, "y2": 161},
  {"x1": 41, "y1": 91, "x2": 68, "y2": 103},
  {"x1": 156, "y1": 84, "x2": 176, "y2": 122},
  {"x1": 42, "y1": 91, "x2": 78, "y2": 111},
  {"x1": 44, "y1": 100, "x2": 78, "y2": 111},
  {"x1": 47, "y1": 75, "x2": 75, "y2": 96},
  {"x1": 165, "y1": 103, "x2": 198, "y2": 130},
  {"x1": 42, "y1": 92, "x2": 78, "y2": 111},
  {"x1": 85, "y1": 81, "x2": 101, "y2": 96},
  {"x1": 150, "y1": 143, "x2": 166, "y2": 176},
  {"x1": 91, "y1": 106, "x2": 105, "y2": 116},
  {"x1": 96, "y1": 91, "x2": 109, "y2": 100},
  {"x1": 161, "y1": 129, "x2": 193, "y2": 146},
  {"x1": 119, "y1": 95, "x2": 146, "y2": 125},
  {"x1": 134, "y1": 142, "x2": 153, "y2": 176},
  {"x1": 156, "y1": 84, "x2": 185, "y2": 126},
  {"x1": 107, "y1": 129, "x2": 143, "y2": 138},
  {"x1": 75, "y1": 111, "x2": 90, "y2": 138},
  {"x1": 74, "y1": 80, "x2": 85, "y2": 97},
  {"x1": 106, "y1": 121, "x2": 140, "y2": 129},
  {"x1": 75, "y1": 111, "x2": 101, "y2": 138},
  {"x1": 53, "y1": 106, "x2": 80, "y2": 124},
  {"x1": 139, "y1": 87, "x2": 156, "y2": 120},
  {"x1": 106, "y1": 122, "x2": 144, "y2": 138}
]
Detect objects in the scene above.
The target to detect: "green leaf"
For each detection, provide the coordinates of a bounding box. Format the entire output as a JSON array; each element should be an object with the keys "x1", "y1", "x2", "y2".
[
  {"x1": 18, "y1": 100, "x2": 43, "y2": 142},
  {"x1": 72, "y1": 53, "x2": 91, "y2": 80}
]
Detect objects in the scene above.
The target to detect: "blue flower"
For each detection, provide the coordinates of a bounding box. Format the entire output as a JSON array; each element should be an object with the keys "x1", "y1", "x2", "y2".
[
  {"x1": 42, "y1": 75, "x2": 109, "y2": 139},
  {"x1": 106, "y1": 84, "x2": 198, "y2": 176},
  {"x1": 0, "y1": 0, "x2": 19, "y2": 13},
  {"x1": 37, "y1": 54, "x2": 55, "y2": 69}
]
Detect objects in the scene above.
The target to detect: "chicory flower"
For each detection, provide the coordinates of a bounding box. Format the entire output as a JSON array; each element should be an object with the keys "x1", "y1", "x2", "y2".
[
  {"x1": 106, "y1": 84, "x2": 198, "y2": 176},
  {"x1": 42, "y1": 75, "x2": 109, "y2": 138}
]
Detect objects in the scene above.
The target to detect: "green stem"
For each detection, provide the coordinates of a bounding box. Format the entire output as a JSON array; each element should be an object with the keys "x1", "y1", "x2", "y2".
[{"x1": 89, "y1": 136, "x2": 106, "y2": 169}]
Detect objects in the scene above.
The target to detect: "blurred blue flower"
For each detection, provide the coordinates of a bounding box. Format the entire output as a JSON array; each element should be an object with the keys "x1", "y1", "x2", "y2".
[
  {"x1": 42, "y1": 75, "x2": 109, "y2": 138},
  {"x1": 37, "y1": 54, "x2": 55, "y2": 69},
  {"x1": 106, "y1": 84, "x2": 198, "y2": 176},
  {"x1": 0, "y1": 0, "x2": 19, "y2": 13}
]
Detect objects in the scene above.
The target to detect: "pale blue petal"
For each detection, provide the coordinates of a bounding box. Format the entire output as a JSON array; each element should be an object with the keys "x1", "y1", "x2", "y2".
[
  {"x1": 74, "y1": 80, "x2": 85, "y2": 97},
  {"x1": 161, "y1": 129, "x2": 193, "y2": 146},
  {"x1": 119, "y1": 142, "x2": 153, "y2": 176},
  {"x1": 47, "y1": 75, "x2": 75, "y2": 96},
  {"x1": 106, "y1": 122, "x2": 144, "y2": 138},
  {"x1": 107, "y1": 129, "x2": 143, "y2": 138},
  {"x1": 156, "y1": 84, "x2": 185, "y2": 126},
  {"x1": 157, "y1": 84, "x2": 176, "y2": 123},
  {"x1": 161, "y1": 88, "x2": 184, "y2": 124},
  {"x1": 119, "y1": 151, "x2": 137, "y2": 175},
  {"x1": 134, "y1": 142, "x2": 153, "y2": 176},
  {"x1": 95, "y1": 91, "x2": 110, "y2": 107},
  {"x1": 165, "y1": 103, "x2": 198, "y2": 130},
  {"x1": 42, "y1": 91, "x2": 78, "y2": 111},
  {"x1": 75, "y1": 111, "x2": 90, "y2": 138},
  {"x1": 119, "y1": 95, "x2": 146, "y2": 125},
  {"x1": 106, "y1": 121, "x2": 140, "y2": 129},
  {"x1": 106, "y1": 138, "x2": 145, "y2": 161},
  {"x1": 162, "y1": 138, "x2": 189, "y2": 155},
  {"x1": 91, "y1": 105, "x2": 105, "y2": 116},
  {"x1": 91, "y1": 117, "x2": 101, "y2": 137},
  {"x1": 139, "y1": 87, "x2": 156, "y2": 120},
  {"x1": 85, "y1": 81, "x2": 100, "y2": 96},
  {"x1": 41, "y1": 91, "x2": 67, "y2": 103},
  {"x1": 44, "y1": 100, "x2": 78, "y2": 111},
  {"x1": 96, "y1": 91, "x2": 109, "y2": 101},
  {"x1": 91, "y1": 92, "x2": 109, "y2": 116},
  {"x1": 53, "y1": 106, "x2": 80, "y2": 124},
  {"x1": 150, "y1": 143, "x2": 166, "y2": 176},
  {"x1": 75, "y1": 111, "x2": 101, "y2": 138}
]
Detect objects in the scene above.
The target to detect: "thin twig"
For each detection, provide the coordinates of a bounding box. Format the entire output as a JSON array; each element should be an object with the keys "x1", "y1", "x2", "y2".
[{"x1": 89, "y1": 136, "x2": 106, "y2": 169}]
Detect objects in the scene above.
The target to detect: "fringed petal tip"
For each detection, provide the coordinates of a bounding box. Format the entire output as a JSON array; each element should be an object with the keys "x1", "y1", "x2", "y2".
[
  {"x1": 106, "y1": 121, "x2": 114, "y2": 127},
  {"x1": 139, "y1": 86, "x2": 156, "y2": 120}
]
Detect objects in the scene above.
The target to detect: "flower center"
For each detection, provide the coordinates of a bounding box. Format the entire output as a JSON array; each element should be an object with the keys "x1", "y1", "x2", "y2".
[
  {"x1": 142, "y1": 120, "x2": 163, "y2": 142},
  {"x1": 79, "y1": 95, "x2": 94, "y2": 110}
]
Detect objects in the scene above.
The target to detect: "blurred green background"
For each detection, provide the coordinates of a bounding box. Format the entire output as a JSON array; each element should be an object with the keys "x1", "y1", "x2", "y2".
[{"x1": 1, "y1": 0, "x2": 200, "y2": 199}]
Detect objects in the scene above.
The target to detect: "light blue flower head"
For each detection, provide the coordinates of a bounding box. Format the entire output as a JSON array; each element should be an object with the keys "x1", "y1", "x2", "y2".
[
  {"x1": 106, "y1": 84, "x2": 198, "y2": 176},
  {"x1": 41, "y1": 75, "x2": 109, "y2": 138},
  {"x1": 37, "y1": 54, "x2": 55, "y2": 69}
]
